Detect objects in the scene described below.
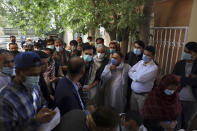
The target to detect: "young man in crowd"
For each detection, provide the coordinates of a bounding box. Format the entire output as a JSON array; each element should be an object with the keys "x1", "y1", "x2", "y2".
[
  {"x1": 128, "y1": 46, "x2": 158, "y2": 114},
  {"x1": 125, "y1": 40, "x2": 145, "y2": 112},
  {"x1": 35, "y1": 51, "x2": 55, "y2": 109},
  {"x1": 0, "y1": 51, "x2": 56, "y2": 130},
  {"x1": 46, "y1": 39, "x2": 55, "y2": 50},
  {"x1": 173, "y1": 42, "x2": 197, "y2": 130},
  {"x1": 9, "y1": 43, "x2": 19, "y2": 52},
  {"x1": 87, "y1": 36, "x2": 95, "y2": 46},
  {"x1": 0, "y1": 49, "x2": 15, "y2": 91},
  {"x1": 55, "y1": 57, "x2": 86, "y2": 115},
  {"x1": 125, "y1": 40, "x2": 145, "y2": 67},
  {"x1": 109, "y1": 41, "x2": 118, "y2": 58},
  {"x1": 79, "y1": 45, "x2": 102, "y2": 104}
]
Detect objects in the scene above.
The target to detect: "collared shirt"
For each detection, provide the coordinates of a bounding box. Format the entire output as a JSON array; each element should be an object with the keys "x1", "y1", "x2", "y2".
[
  {"x1": 0, "y1": 81, "x2": 44, "y2": 131},
  {"x1": 72, "y1": 82, "x2": 85, "y2": 110},
  {"x1": 128, "y1": 60, "x2": 158, "y2": 93},
  {"x1": 66, "y1": 76, "x2": 85, "y2": 110},
  {"x1": 0, "y1": 72, "x2": 11, "y2": 92}
]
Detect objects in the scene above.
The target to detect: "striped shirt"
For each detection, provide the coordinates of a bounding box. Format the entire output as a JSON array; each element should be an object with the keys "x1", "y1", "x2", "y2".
[{"x1": 0, "y1": 81, "x2": 44, "y2": 131}]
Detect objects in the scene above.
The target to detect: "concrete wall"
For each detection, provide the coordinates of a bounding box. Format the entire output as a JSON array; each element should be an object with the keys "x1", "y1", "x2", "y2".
[
  {"x1": 188, "y1": 0, "x2": 197, "y2": 42},
  {"x1": 154, "y1": 0, "x2": 193, "y2": 27},
  {"x1": 63, "y1": 28, "x2": 74, "y2": 45}
]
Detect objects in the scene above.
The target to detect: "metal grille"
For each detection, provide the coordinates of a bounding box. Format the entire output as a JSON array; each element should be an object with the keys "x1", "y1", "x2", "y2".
[{"x1": 150, "y1": 26, "x2": 189, "y2": 76}]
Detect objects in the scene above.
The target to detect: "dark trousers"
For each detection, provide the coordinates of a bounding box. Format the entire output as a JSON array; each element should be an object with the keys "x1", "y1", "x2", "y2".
[{"x1": 177, "y1": 101, "x2": 197, "y2": 130}]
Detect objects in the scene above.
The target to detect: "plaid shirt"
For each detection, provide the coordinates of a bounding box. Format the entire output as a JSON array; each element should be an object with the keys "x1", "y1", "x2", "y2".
[{"x1": 0, "y1": 81, "x2": 44, "y2": 131}]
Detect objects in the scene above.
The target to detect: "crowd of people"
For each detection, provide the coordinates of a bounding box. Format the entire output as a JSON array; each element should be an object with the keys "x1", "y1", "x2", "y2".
[{"x1": 0, "y1": 35, "x2": 197, "y2": 131}]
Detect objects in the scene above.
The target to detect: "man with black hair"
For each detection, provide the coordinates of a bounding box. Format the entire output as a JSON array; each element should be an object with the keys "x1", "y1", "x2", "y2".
[
  {"x1": 79, "y1": 45, "x2": 101, "y2": 104},
  {"x1": 0, "y1": 49, "x2": 15, "y2": 91},
  {"x1": 55, "y1": 57, "x2": 85, "y2": 115},
  {"x1": 46, "y1": 39, "x2": 55, "y2": 50},
  {"x1": 128, "y1": 46, "x2": 158, "y2": 114},
  {"x1": 173, "y1": 42, "x2": 197, "y2": 130},
  {"x1": 10, "y1": 36, "x2": 16, "y2": 43},
  {"x1": 35, "y1": 51, "x2": 55, "y2": 109},
  {"x1": 125, "y1": 40, "x2": 145, "y2": 67},
  {"x1": 77, "y1": 36, "x2": 83, "y2": 45},
  {"x1": 0, "y1": 51, "x2": 56, "y2": 131},
  {"x1": 54, "y1": 107, "x2": 119, "y2": 131},
  {"x1": 120, "y1": 111, "x2": 147, "y2": 131},
  {"x1": 125, "y1": 40, "x2": 145, "y2": 112},
  {"x1": 9, "y1": 43, "x2": 18, "y2": 52},
  {"x1": 87, "y1": 36, "x2": 95, "y2": 46}
]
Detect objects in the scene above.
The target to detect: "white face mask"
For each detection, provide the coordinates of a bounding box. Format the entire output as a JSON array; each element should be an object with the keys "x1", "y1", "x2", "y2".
[
  {"x1": 97, "y1": 53, "x2": 105, "y2": 59},
  {"x1": 23, "y1": 76, "x2": 40, "y2": 88}
]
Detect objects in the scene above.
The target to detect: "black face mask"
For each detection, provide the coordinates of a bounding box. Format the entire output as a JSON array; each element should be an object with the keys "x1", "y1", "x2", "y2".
[
  {"x1": 11, "y1": 40, "x2": 16, "y2": 43},
  {"x1": 10, "y1": 50, "x2": 20, "y2": 56}
]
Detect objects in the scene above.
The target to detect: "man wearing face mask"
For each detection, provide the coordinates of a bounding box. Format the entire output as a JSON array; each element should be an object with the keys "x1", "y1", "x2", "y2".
[
  {"x1": 54, "y1": 38, "x2": 70, "y2": 76},
  {"x1": 128, "y1": 46, "x2": 158, "y2": 114},
  {"x1": 101, "y1": 52, "x2": 131, "y2": 113},
  {"x1": 96, "y1": 38, "x2": 110, "y2": 58},
  {"x1": 55, "y1": 57, "x2": 86, "y2": 115},
  {"x1": 68, "y1": 40, "x2": 81, "y2": 56},
  {"x1": 0, "y1": 50, "x2": 15, "y2": 92},
  {"x1": 0, "y1": 51, "x2": 56, "y2": 131},
  {"x1": 173, "y1": 42, "x2": 197, "y2": 130},
  {"x1": 85, "y1": 45, "x2": 109, "y2": 103},
  {"x1": 125, "y1": 40, "x2": 145, "y2": 67},
  {"x1": 46, "y1": 39, "x2": 55, "y2": 50},
  {"x1": 79, "y1": 45, "x2": 101, "y2": 104},
  {"x1": 35, "y1": 51, "x2": 56, "y2": 109}
]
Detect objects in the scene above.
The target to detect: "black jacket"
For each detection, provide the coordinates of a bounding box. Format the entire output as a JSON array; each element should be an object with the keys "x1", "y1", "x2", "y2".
[
  {"x1": 125, "y1": 52, "x2": 143, "y2": 67},
  {"x1": 173, "y1": 59, "x2": 197, "y2": 100},
  {"x1": 55, "y1": 76, "x2": 83, "y2": 116}
]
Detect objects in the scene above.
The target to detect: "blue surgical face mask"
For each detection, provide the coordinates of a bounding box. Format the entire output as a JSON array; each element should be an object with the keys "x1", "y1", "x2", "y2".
[
  {"x1": 23, "y1": 76, "x2": 40, "y2": 88},
  {"x1": 133, "y1": 48, "x2": 142, "y2": 55},
  {"x1": 47, "y1": 45, "x2": 54, "y2": 50},
  {"x1": 110, "y1": 49, "x2": 116, "y2": 54},
  {"x1": 182, "y1": 52, "x2": 192, "y2": 60},
  {"x1": 111, "y1": 58, "x2": 118, "y2": 65},
  {"x1": 2, "y1": 67, "x2": 15, "y2": 76},
  {"x1": 142, "y1": 54, "x2": 151, "y2": 63},
  {"x1": 56, "y1": 46, "x2": 63, "y2": 52},
  {"x1": 164, "y1": 89, "x2": 175, "y2": 96},
  {"x1": 83, "y1": 55, "x2": 92, "y2": 62}
]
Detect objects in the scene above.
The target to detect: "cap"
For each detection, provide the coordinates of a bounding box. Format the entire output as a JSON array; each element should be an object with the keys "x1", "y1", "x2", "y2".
[{"x1": 14, "y1": 51, "x2": 41, "y2": 69}]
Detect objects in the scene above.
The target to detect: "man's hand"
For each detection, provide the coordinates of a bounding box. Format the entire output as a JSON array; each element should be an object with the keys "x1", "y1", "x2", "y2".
[
  {"x1": 82, "y1": 85, "x2": 92, "y2": 91},
  {"x1": 35, "y1": 108, "x2": 56, "y2": 123},
  {"x1": 50, "y1": 77, "x2": 59, "y2": 83},
  {"x1": 110, "y1": 65, "x2": 116, "y2": 71},
  {"x1": 160, "y1": 121, "x2": 177, "y2": 131}
]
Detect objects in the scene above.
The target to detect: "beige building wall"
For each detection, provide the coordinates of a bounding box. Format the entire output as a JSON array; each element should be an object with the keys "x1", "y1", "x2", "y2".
[{"x1": 188, "y1": 0, "x2": 197, "y2": 42}]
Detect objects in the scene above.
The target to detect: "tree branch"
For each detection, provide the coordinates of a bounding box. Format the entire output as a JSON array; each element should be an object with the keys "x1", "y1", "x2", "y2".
[{"x1": 90, "y1": 0, "x2": 96, "y2": 7}]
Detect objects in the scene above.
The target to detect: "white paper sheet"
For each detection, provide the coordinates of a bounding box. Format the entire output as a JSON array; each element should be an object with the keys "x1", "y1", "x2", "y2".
[{"x1": 38, "y1": 107, "x2": 61, "y2": 131}]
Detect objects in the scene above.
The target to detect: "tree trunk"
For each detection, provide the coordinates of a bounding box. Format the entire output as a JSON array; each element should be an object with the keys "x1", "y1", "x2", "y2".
[
  {"x1": 139, "y1": 0, "x2": 154, "y2": 45},
  {"x1": 88, "y1": 27, "x2": 96, "y2": 41},
  {"x1": 120, "y1": 28, "x2": 130, "y2": 55},
  {"x1": 108, "y1": 29, "x2": 116, "y2": 41}
]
